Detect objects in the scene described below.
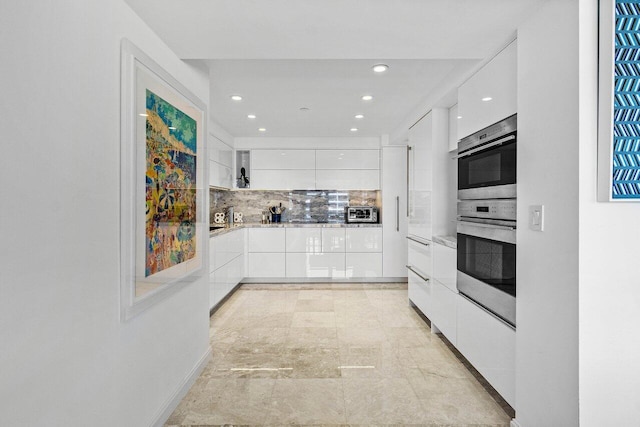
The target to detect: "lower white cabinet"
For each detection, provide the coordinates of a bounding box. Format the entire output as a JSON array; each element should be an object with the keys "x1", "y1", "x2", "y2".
[
  {"x1": 346, "y1": 253, "x2": 382, "y2": 277},
  {"x1": 346, "y1": 228, "x2": 382, "y2": 252},
  {"x1": 408, "y1": 267, "x2": 432, "y2": 318},
  {"x1": 248, "y1": 252, "x2": 286, "y2": 277},
  {"x1": 407, "y1": 237, "x2": 432, "y2": 280},
  {"x1": 430, "y1": 280, "x2": 458, "y2": 345},
  {"x1": 433, "y1": 242, "x2": 456, "y2": 291},
  {"x1": 209, "y1": 229, "x2": 245, "y2": 310},
  {"x1": 322, "y1": 228, "x2": 345, "y2": 253},
  {"x1": 286, "y1": 253, "x2": 346, "y2": 278},
  {"x1": 286, "y1": 228, "x2": 322, "y2": 253},
  {"x1": 248, "y1": 228, "x2": 286, "y2": 252},
  {"x1": 456, "y1": 295, "x2": 516, "y2": 407}
]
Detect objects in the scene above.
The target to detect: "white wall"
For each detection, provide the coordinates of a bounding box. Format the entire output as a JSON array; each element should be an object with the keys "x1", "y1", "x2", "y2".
[
  {"x1": 235, "y1": 136, "x2": 381, "y2": 150},
  {"x1": 0, "y1": 2, "x2": 211, "y2": 425},
  {"x1": 516, "y1": 1, "x2": 580, "y2": 425},
  {"x1": 578, "y1": 0, "x2": 640, "y2": 425}
]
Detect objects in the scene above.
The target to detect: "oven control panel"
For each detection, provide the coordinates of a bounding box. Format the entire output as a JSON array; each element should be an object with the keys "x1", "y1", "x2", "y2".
[{"x1": 457, "y1": 199, "x2": 517, "y2": 221}]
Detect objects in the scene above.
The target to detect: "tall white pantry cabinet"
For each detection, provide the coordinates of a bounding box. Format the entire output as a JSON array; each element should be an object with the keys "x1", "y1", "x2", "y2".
[{"x1": 381, "y1": 145, "x2": 409, "y2": 278}]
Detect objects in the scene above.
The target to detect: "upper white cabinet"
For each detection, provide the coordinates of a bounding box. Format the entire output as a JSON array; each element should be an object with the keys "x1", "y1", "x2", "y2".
[
  {"x1": 407, "y1": 108, "x2": 450, "y2": 241},
  {"x1": 251, "y1": 170, "x2": 316, "y2": 190},
  {"x1": 315, "y1": 150, "x2": 380, "y2": 170},
  {"x1": 457, "y1": 41, "x2": 517, "y2": 139},
  {"x1": 315, "y1": 170, "x2": 379, "y2": 190},
  {"x1": 448, "y1": 104, "x2": 459, "y2": 152},
  {"x1": 252, "y1": 149, "x2": 316, "y2": 170},
  {"x1": 249, "y1": 148, "x2": 380, "y2": 190},
  {"x1": 208, "y1": 134, "x2": 233, "y2": 189}
]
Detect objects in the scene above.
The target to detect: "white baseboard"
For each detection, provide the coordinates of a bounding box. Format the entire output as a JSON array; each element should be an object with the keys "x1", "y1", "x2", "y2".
[
  {"x1": 511, "y1": 419, "x2": 522, "y2": 427},
  {"x1": 151, "y1": 346, "x2": 212, "y2": 427}
]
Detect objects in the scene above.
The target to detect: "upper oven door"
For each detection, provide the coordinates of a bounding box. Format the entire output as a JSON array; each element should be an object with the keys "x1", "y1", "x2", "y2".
[{"x1": 458, "y1": 136, "x2": 516, "y2": 199}]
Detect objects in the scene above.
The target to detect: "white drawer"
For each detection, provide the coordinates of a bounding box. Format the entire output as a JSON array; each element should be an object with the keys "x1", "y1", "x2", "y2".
[
  {"x1": 286, "y1": 253, "x2": 346, "y2": 278},
  {"x1": 408, "y1": 267, "x2": 432, "y2": 319},
  {"x1": 286, "y1": 228, "x2": 322, "y2": 253},
  {"x1": 247, "y1": 252, "x2": 285, "y2": 277},
  {"x1": 345, "y1": 228, "x2": 382, "y2": 252},
  {"x1": 345, "y1": 253, "x2": 382, "y2": 277},
  {"x1": 407, "y1": 237, "x2": 432, "y2": 279},
  {"x1": 210, "y1": 230, "x2": 244, "y2": 272},
  {"x1": 433, "y1": 242, "x2": 457, "y2": 292},
  {"x1": 431, "y1": 280, "x2": 458, "y2": 345},
  {"x1": 322, "y1": 228, "x2": 346, "y2": 253},
  {"x1": 248, "y1": 228, "x2": 286, "y2": 252}
]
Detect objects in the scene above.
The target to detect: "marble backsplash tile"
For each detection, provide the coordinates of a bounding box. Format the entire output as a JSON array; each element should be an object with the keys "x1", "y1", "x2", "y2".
[{"x1": 210, "y1": 189, "x2": 381, "y2": 223}]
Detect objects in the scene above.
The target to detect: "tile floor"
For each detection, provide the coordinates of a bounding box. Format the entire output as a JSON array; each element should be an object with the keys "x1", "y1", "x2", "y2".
[{"x1": 165, "y1": 283, "x2": 512, "y2": 426}]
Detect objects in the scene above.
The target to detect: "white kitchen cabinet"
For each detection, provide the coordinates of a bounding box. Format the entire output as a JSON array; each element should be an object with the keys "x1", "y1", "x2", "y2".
[
  {"x1": 407, "y1": 237, "x2": 432, "y2": 280},
  {"x1": 430, "y1": 281, "x2": 458, "y2": 345},
  {"x1": 382, "y1": 146, "x2": 408, "y2": 278},
  {"x1": 407, "y1": 108, "x2": 451, "y2": 241},
  {"x1": 315, "y1": 149, "x2": 380, "y2": 170},
  {"x1": 209, "y1": 229, "x2": 245, "y2": 310},
  {"x1": 251, "y1": 169, "x2": 316, "y2": 190},
  {"x1": 210, "y1": 135, "x2": 233, "y2": 167},
  {"x1": 457, "y1": 41, "x2": 517, "y2": 139},
  {"x1": 208, "y1": 134, "x2": 234, "y2": 189},
  {"x1": 457, "y1": 295, "x2": 516, "y2": 407},
  {"x1": 345, "y1": 253, "x2": 382, "y2": 278},
  {"x1": 286, "y1": 228, "x2": 322, "y2": 253},
  {"x1": 315, "y1": 169, "x2": 380, "y2": 190},
  {"x1": 448, "y1": 104, "x2": 459, "y2": 152},
  {"x1": 247, "y1": 252, "x2": 286, "y2": 277},
  {"x1": 408, "y1": 267, "x2": 432, "y2": 319},
  {"x1": 252, "y1": 149, "x2": 316, "y2": 170},
  {"x1": 209, "y1": 159, "x2": 232, "y2": 189},
  {"x1": 321, "y1": 228, "x2": 346, "y2": 253},
  {"x1": 286, "y1": 253, "x2": 346, "y2": 278},
  {"x1": 248, "y1": 228, "x2": 286, "y2": 252},
  {"x1": 346, "y1": 228, "x2": 382, "y2": 252},
  {"x1": 433, "y1": 242, "x2": 456, "y2": 292}
]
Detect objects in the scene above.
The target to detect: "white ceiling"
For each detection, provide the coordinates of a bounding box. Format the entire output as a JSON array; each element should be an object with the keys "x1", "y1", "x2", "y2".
[{"x1": 126, "y1": 0, "x2": 545, "y2": 138}]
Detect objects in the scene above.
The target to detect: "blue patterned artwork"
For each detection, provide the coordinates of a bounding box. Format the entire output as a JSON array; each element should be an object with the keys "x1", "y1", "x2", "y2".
[{"x1": 613, "y1": 0, "x2": 640, "y2": 198}]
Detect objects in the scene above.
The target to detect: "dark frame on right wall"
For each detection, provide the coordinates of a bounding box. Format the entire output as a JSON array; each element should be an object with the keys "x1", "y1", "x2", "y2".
[{"x1": 598, "y1": 0, "x2": 640, "y2": 201}]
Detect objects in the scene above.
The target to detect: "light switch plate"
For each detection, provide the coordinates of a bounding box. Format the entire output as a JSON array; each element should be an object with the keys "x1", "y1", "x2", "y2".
[{"x1": 529, "y1": 205, "x2": 544, "y2": 231}]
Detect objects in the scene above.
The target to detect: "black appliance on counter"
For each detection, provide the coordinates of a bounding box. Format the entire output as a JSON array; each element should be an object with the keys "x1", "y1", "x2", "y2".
[{"x1": 345, "y1": 206, "x2": 378, "y2": 223}]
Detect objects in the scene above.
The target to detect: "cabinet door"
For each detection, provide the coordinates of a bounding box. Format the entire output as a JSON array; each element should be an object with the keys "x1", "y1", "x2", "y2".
[
  {"x1": 315, "y1": 150, "x2": 380, "y2": 170},
  {"x1": 407, "y1": 237, "x2": 432, "y2": 279},
  {"x1": 345, "y1": 253, "x2": 382, "y2": 277},
  {"x1": 252, "y1": 149, "x2": 316, "y2": 170},
  {"x1": 251, "y1": 170, "x2": 316, "y2": 190},
  {"x1": 346, "y1": 228, "x2": 382, "y2": 252},
  {"x1": 248, "y1": 228, "x2": 286, "y2": 252},
  {"x1": 433, "y1": 242, "x2": 457, "y2": 292},
  {"x1": 210, "y1": 135, "x2": 233, "y2": 168},
  {"x1": 382, "y1": 146, "x2": 408, "y2": 277},
  {"x1": 431, "y1": 281, "x2": 458, "y2": 345},
  {"x1": 457, "y1": 41, "x2": 517, "y2": 139},
  {"x1": 408, "y1": 112, "x2": 433, "y2": 240},
  {"x1": 209, "y1": 159, "x2": 232, "y2": 189},
  {"x1": 322, "y1": 228, "x2": 346, "y2": 253},
  {"x1": 448, "y1": 104, "x2": 459, "y2": 152},
  {"x1": 315, "y1": 169, "x2": 379, "y2": 190},
  {"x1": 286, "y1": 253, "x2": 346, "y2": 278},
  {"x1": 457, "y1": 295, "x2": 516, "y2": 407},
  {"x1": 408, "y1": 267, "x2": 432, "y2": 318},
  {"x1": 247, "y1": 252, "x2": 286, "y2": 277},
  {"x1": 286, "y1": 228, "x2": 322, "y2": 253}
]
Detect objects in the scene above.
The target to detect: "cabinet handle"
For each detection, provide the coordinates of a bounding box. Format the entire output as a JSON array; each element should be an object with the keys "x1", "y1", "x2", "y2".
[
  {"x1": 406, "y1": 235, "x2": 430, "y2": 246},
  {"x1": 396, "y1": 196, "x2": 400, "y2": 232},
  {"x1": 406, "y1": 265, "x2": 429, "y2": 282},
  {"x1": 455, "y1": 135, "x2": 515, "y2": 159},
  {"x1": 406, "y1": 145, "x2": 411, "y2": 217}
]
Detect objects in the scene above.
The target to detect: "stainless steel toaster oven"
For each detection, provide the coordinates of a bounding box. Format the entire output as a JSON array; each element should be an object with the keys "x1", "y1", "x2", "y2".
[{"x1": 345, "y1": 206, "x2": 378, "y2": 223}]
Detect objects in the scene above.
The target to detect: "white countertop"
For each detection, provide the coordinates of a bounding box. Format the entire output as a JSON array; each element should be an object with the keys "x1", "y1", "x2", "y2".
[
  {"x1": 210, "y1": 222, "x2": 381, "y2": 237},
  {"x1": 433, "y1": 235, "x2": 457, "y2": 249}
]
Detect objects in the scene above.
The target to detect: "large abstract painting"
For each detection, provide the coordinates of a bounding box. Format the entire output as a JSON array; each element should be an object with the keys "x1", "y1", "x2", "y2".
[
  {"x1": 120, "y1": 39, "x2": 206, "y2": 320},
  {"x1": 144, "y1": 90, "x2": 197, "y2": 276}
]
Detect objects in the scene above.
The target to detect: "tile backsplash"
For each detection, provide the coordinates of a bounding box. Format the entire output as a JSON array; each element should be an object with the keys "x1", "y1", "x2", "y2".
[{"x1": 210, "y1": 189, "x2": 381, "y2": 224}]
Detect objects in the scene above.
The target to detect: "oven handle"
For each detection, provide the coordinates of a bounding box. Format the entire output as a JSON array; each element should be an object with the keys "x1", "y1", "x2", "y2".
[
  {"x1": 455, "y1": 135, "x2": 515, "y2": 159},
  {"x1": 406, "y1": 265, "x2": 430, "y2": 282},
  {"x1": 457, "y1": 219, "x2": 516, "y2": 231},
  {"x1": 406, "y1": 235, "x2": 430, "y2": 246}
]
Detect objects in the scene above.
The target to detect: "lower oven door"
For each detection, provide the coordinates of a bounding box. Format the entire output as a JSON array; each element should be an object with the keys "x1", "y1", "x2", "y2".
[{"x1": 457, "y1": 220, "x2": 516, "y2": 327}]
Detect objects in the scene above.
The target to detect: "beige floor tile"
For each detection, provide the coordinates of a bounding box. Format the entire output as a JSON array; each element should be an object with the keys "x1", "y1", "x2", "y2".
[
  {"x1": 291, "y1": 311, "x2": 336, "y2": 328},
  {"x1": 286, "y1": 327, "x2": 339, "y2": 348},
  {"x1": 297, "y1": 289, "x2": 334, "y2": 300},
  {"x1": 337, "y1": 326, "x2": 388, "y2": 347},
  {"x1": 265, "y1": 379, "x2": 346, "y2": 425},
  {"x1": 278, "y1": 347, "x2": 342, "y2": 378},
  {"x1": 294, "y1": 298, "x2": 335, "y2": 312}
]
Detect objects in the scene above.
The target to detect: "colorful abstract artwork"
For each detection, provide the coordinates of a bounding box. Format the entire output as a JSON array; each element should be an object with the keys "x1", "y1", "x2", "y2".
[{"x1": 145, "y1": 89, "x2": 197, "y2": 276}]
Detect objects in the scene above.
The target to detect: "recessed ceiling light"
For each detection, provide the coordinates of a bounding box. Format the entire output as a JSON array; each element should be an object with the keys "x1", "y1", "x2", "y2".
[
  {"x1": 230, "y1": 95, "x2": 243, "y2": 101},
  {"x1": 372, "y1": 64, "x2": 389, "y2": 73},
  {"x1": 361, "y1": 95, "x2": 373, "y2": 101},
  {"x1": 355, "y1": 114, "x2": 364, "y2": 119},
  {"x1": 350, "y1": 128, "x2": 358, "y2": 132},
  {"x1": 482, "y1": 97, "x2": 493, "y2": 102},
  {"x1": 247, "y1": 114, "x2": 256, "y2": 119},
  {"x1": 258, "y1": 128, "x2": 266, "y2": 132}
]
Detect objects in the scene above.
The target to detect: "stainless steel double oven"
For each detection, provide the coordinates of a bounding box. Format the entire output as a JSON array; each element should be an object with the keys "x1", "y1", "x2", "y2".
[{"x1": 457, "y1": 114, "x2": 517, "y2": 327}]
